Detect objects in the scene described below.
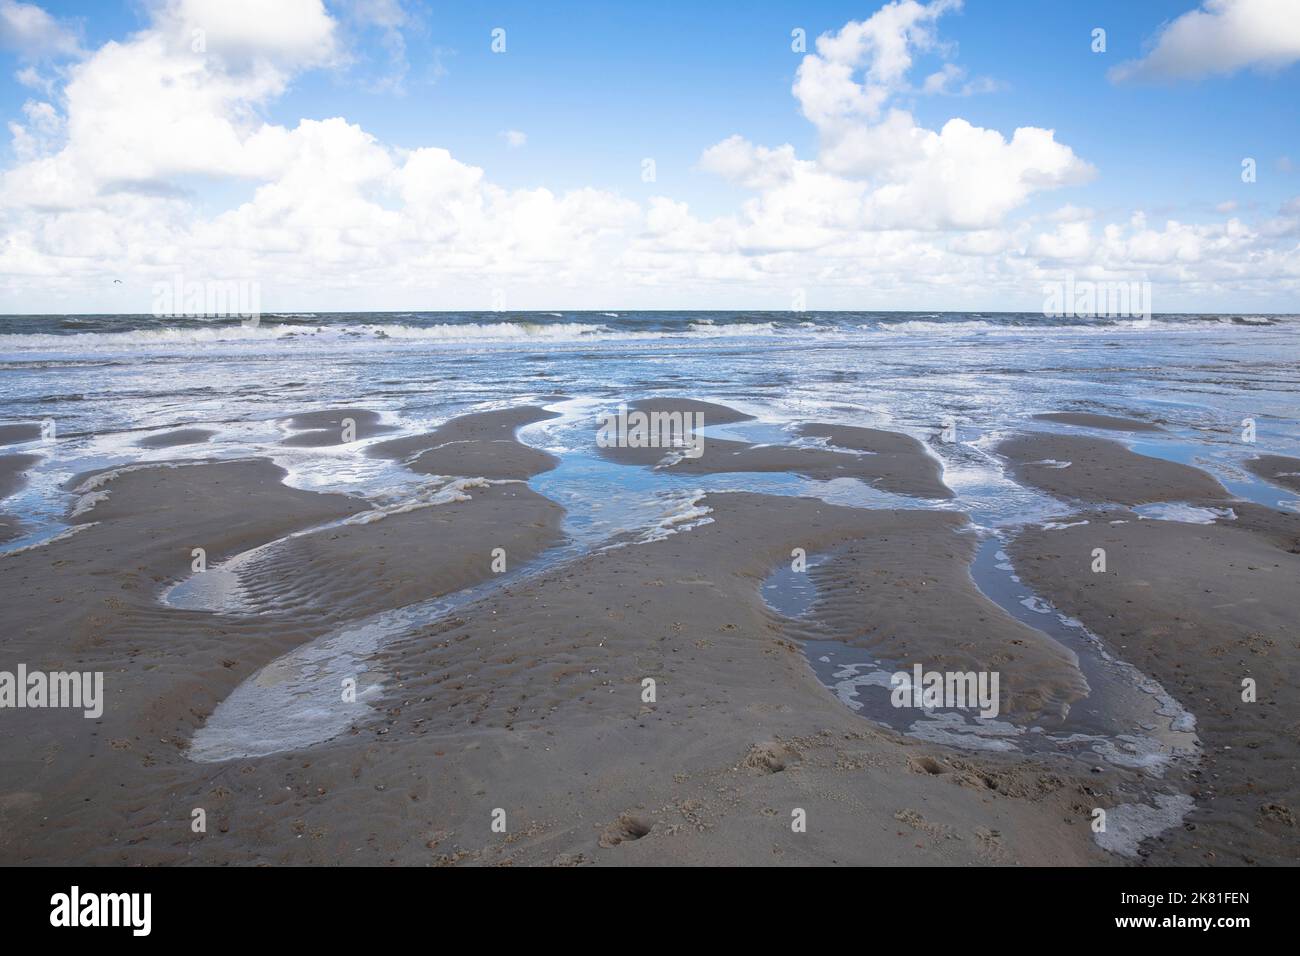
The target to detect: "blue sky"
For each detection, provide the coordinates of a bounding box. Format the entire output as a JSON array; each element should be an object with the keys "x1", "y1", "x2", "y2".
[
  {"x1": 1, "y1": 0, "x2": 1298, "y2": 312},
  {"x1": 15, "y1": 0, "x2": 1288, "y2": 212}
]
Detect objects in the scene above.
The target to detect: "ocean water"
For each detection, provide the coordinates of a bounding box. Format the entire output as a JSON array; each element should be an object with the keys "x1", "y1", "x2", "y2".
[
  {"x1": 3, "y1": 311, "x2": 1298, "y2": 765},
  {"x1": 2, "y1": 311, "x2": 1297, "y2": 538}
]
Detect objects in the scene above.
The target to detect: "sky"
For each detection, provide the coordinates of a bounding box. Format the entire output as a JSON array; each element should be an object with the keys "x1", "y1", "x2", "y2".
[{"x1": 0, "y1": 0, "x2": 1298, "y2": 314}]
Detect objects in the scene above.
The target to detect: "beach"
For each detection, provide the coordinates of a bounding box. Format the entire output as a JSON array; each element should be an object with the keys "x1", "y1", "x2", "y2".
[{"x1": 0, "y1": 311, "x2": 1297, "y2": 865}]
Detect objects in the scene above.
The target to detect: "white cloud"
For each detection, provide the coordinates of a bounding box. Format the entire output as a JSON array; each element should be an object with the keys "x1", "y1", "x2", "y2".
[
  {"x1": 343, "y1": 0, "x2": 409, "y2": 30},
  {"x1": 692, "y1": 2, "x2": 1092, "y2": 239},
  {"x1": 0, "y1": 0, "x2": 79, "y2": 58},
  {"x1": 920, "y1": 62, "x2": 1002, "y2": 96},
  {"x1": 1, "y1": 0, "x2": 347, "y2": 210},
  {"x1": 946, "y1": 229, "x2": 1015, "y2": 256},
  {"x1": 15, "y1": 64, "x2": 56, "y2": 94},
  {"x1": 336, "y1": 0, "x2": 416, "y2": 93},
  {"x1": 7, "y1": 97, "x2": 60, "y2": 160},
  {"x1": 0, "y1": 0, "x2": 631, "y2": 294},
  {"x1": 772, "y1": 2, "x2": 1094, "y2": 230},
  {"x1": 698, "y1": 136, "x2": 799, "y2": 190},
  {"x1": 0, "y1": 0, "x2": 1297, "y2": 312},
  {"x1": 1111, "y1": 0, "x2": 1300, "y2": 82},
  {"x1": 499, "y1": 129, "x2": 527, "y2": 149},
  {"x1": 792, "y1": 0, "x2": 959, "y2": 126},
  {"x1": 1030, "y1": 220, "x2": 1095, "y2": 261},
  {"x1": 921, "y1": 62, "x2": 962, "y2": 94},
  {"x1": 1049, "y1": 204, "x2": 1096, "y2": 223},
  {"x1": 160, "y1": 0, "x2": 338, "y2": 67}
]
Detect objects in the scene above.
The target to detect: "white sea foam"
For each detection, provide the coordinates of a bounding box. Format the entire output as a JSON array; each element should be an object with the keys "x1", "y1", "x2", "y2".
[
  {"x1": 343, "y1": 477, "x2": 501, "y2": 523},
  {"x1": 1135, "y1": 503, "x2": 1236, "y2": 524},
  {"x1": 868, "y1": 319, "x2": 1003, "y2": 334},
  {"x1": 1041, "y1": 519, "x2": 1088, "y2": 530},
  {"x1": 70, "y1": 490, "x2": 110, "y2": 517},
  {"x1": 905, "y1": 711, "x2": 1023, "y2": 752},
  {"x1": 0, "y1": 314, "x2": 1245, "y2": 355},
  {"x1": 0, "y1": 521, "x2": 96, "y2": 556},
  {"x1": 1094, "y1": 793, "x2": 1196, "y2": 858},
  {"x1": 635, "y1": 489, "x2": 713, "y2": 543}
]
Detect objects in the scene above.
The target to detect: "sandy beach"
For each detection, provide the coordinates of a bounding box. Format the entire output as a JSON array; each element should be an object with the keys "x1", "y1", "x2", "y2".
[
  {"x1": 3, "y1": 371, "x2": 1296, "y2": 866},
  {"x1": 0, "y1": 410, "x2": 1108, "y2": 864}
]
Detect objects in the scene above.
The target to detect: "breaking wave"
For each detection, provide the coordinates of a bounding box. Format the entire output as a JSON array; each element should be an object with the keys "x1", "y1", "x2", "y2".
[{"x1": 0, "y1": 311, "x2": 1293, "y2": 354}]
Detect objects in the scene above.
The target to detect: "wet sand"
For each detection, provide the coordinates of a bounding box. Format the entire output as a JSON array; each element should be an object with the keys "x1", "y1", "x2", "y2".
[
  {"x1": 1010, "y1": 506, "x2": 1300, "y2": 863},
  {"x1": 0, "y1": 423, "x2": 42, "y2": 446},
  {"x1": 0, "y1": 452, "x2": 40, "y2": 543},
  {"x1": 1032, "y1": 412, "x2": 1163, "y2": 432},
  {"x1": 779, "y1": 511, "x2": 1088, "y2": 722},
  {"x1": 0, "y1": 445, "x2": 565, "y2": 862},
  {"x1": 0, "y1": 452, "x2": 39, "y2": 500},
  {"x1": 0, "y1": 403, "x2": 1125, "y2": 866},
  {"x1": 1245, "y1": 454, "x2": 1300, "y2": 494},
  {"x1": 595, "y1": 398, "x2": 952, "y2": 499},
  {"x1": 369, "y1": 406, "x2": 560, "y2": 479},
  {"x1": 191, "y1": 480, "x2": 564, "y2": 623},
  {"x1": 0, "y1": 399, "x2": 1295, "y2": 866},
  {"x1": 281, "y1": 408, "x2": 397, "y2": 447},
  {"x1": 0, "y1": 477, "x2": 1117, "y2": 865},
  {"x1": 137, "y1": 428, "x2": 217, "y2": 449},
  {"x1": 998, "y1": 432, "x2": 1229, "y2": 505}
]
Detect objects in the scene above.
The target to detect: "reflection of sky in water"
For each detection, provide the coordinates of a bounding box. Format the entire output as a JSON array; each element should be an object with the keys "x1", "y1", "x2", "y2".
[{"x1": 764, "y1": 536, "x2": 1201, "y2": 772}]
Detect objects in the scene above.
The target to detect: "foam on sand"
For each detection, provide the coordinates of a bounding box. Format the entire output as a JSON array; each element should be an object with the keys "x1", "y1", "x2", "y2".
[{"x1": 1094, "y1": 794, "x2": 1195, "y2": 858}]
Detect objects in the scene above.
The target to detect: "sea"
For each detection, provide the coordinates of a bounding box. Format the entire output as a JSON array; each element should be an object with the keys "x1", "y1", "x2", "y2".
[{"x1": 2, "y1": 310, "x2": 1296, "y2": 541}]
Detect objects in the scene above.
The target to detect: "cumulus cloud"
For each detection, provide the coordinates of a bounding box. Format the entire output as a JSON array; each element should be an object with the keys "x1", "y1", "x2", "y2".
[
  {"x1": 1, "y1": 0, "x2": 344, "y2": 211},
  {"x1": 0, "y1": 0, "x2": 637, "y2": 301},
  {"x1": 0, "y1": 0, "x2": 1297, "y2": 311},
  {"x1": 792, "y1": 0, "x2": 958, "y2": 125},
  {"x1": 705, "y1": 0, "x2": 1093, "y2": 232},
  {"x1": 0, "y1": 0, "x2": 79, "y2": 58},
  {"x1": 1110, "y1": 0, "x2": 1300, "y2": 83},
  {"x1": 699, "y1": 136, "x2": 800, "y2": 190},
  {"x1": 163, "y1": 0, "x2": 338, "y2": 67}
]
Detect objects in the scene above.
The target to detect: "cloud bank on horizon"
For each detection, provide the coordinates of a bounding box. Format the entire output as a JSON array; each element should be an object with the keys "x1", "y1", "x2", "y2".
[{"x1": 1, "y1": 0, "x2": 1298, "y2": 313}]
